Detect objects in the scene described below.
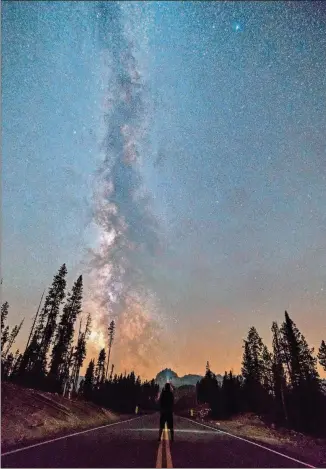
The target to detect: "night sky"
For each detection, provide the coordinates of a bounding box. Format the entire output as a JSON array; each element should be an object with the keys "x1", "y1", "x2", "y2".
[{"x1": 2, "y1": 1, "x2": 326, "y2": 378}]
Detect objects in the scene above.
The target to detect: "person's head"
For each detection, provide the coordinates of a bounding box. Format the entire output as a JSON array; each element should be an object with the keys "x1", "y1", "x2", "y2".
[{"x1": 164, "y1": 382, "x2": 172, "y2": 393}]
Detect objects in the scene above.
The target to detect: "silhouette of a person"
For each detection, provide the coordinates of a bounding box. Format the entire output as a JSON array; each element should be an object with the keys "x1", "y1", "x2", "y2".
[{"x1": 158, "y1": 382, "x2": 174, "y2": 441}]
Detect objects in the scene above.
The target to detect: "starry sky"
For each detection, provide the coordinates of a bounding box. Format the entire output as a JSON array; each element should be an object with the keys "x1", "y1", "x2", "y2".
[{"x1": 2, "y1": 1, "x2": 326, "y2": 379}]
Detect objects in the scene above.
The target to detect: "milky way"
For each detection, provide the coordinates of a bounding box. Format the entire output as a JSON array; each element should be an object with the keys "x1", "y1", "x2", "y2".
[{"x1": 85, "y1": 3, "x2": 167, "y2": 375}]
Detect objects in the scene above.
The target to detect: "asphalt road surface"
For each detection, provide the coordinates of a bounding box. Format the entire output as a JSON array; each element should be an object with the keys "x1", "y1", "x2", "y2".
[{"x1": 2, "y1": 414, "x2": 315, "y2": 468}]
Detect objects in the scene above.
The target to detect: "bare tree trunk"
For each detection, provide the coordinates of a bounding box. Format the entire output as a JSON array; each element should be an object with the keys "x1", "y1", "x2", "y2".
[
  {"x1": 62, "y1": 348, "x2": 74, "y2": 396},
  {"x1": 105, "y1": 343, "x2": 112, "y2": 380},
  {"x1": 24, "y1": 290, "x2": 45, "y2": 354},
  {"x1": 109, "y1": 364, "x2": 114, "y2": 381},
  {"x1": 280, "y1": 381, "x2": 289, "y2": 424}
]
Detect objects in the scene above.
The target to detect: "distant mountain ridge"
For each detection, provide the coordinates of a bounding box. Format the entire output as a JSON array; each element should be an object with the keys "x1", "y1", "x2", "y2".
[{"x1": 155, "y1": 368, "x2": 223, "y2": 388}]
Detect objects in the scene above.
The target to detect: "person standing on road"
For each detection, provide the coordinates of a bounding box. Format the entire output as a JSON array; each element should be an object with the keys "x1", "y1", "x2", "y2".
[{"x1": 158, "y1": 382, "x2": 174, "y2": 442}]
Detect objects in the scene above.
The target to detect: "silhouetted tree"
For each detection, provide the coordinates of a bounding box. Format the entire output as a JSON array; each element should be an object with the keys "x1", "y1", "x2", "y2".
[
  {"x1": 83, "y1": 359, "x2": 95, "y2": 400},
  {"x1": 105, "y1": 320, "x2": 115, "y2": 380},
  {"x1": 279, "y1": 311, "x2": 323, "y2": 433},
  {"x1": 24, "y1": 291, "x2": 45, "y2": 354},
  {"x1": 271, "y1": 322, "x2": 288, "y2": 424},
  {"x1": 1, "y1": 301, "x2": 9, "y2": 331},
  {"x1": 19, "y1": 335, "x2": 39, "y2": 380},
  {"x1": 221, "y1": 371, "x2": 243, "y2": 418},
  {"x1": 48, "y1": 275, "x2": 83, "y2": 392},
  {"x1": 85, "y1": 364, "x2": 159, "y2": 413},
  {"x1": 17, "y1": 291, "x2": 45, "y2": 380},
  {"x1": 317, "y1": 340, "x2": 326, "y2": 372},
  {"x1": 1, "y1": 302, "x2": 10, "y2": 353},
  {"x1": 70, "y1": 313, "x2": 91, "y2": 394},
  {"x1": 95, "y1": 348, "x2": 106, "y2": 387},
  {"x1": 78, "y1": 378, "x2": 85, "y2": 394},
  {"x1": 1, "y1": 301, "x2": 9, "y2": 351},
  {"x1": 262, "y1": 345, "x2": 274, "y2": 394},
  {"x1": 280, "y1": 311, "x2": 319, "y2": 387},
  {"x1": 3, "y1": 319, "x2": 24, "y2": 360},
  {"x1": 109, "y1": 363, "x2": 115, "y2": 381},
  {"x1": 197, "y1": 363, "x2": 220, "y2": 416},
  {"x1": 10, "y1": 350, "x2": 23, "y2": 381},
  {"x1": 2, "y1": 352, "x2": 14, "y2": 378},
  {"x1": 138, "y1": 379, "x2": 160, "y2": 410},
  {"x1": 29, "y1": 264, "x2": 67, "y2": 381},
  {"x1": 241, "y1": 326, "x2": 271, "y2": 413}
]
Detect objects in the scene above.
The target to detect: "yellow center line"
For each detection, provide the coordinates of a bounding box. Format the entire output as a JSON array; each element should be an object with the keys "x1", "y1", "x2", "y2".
[
  {"x1": 155, "y1": 432, "x2": 163, "y2": 468},
  {"x1": 155, "y1": 423, "x2": 173, "y2": 468},
  {"x1": 164, "y1": 424, "x2": 173, "y2": 469}
]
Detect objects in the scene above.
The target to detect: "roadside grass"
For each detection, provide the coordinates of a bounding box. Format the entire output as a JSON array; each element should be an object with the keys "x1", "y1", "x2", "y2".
[
  {"x1": 1, "y1": 381, "x2": 121, "y2": 450},
  {"x1": 206, "y1": 413, "x2": 326, "y2": 467}
]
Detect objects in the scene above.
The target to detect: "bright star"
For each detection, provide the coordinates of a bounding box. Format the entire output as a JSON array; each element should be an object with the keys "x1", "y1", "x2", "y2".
[{"x1": 232, "y1": 22, "x2": 243, "y2": 33}]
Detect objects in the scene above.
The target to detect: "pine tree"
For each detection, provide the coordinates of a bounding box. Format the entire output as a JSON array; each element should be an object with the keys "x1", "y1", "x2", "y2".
[
  {"x1": 1, "y1": 302, "x2": 10, "y2": 353},
  {"x1": 1, "y1": 324, "x2": 10, "y2": 353},
  {"x1": 63, "y1": 348, "x2": 76, "y2": 397},
  {"x1": 78, "y1": 378, "x2": 85, "y2": 394},
  {"x1": 70, "y1": 313, "x2": 91, "y2": 394},
  {"x1": 10, "y1": 350, "x2": 23, "y2": 381},
  {"x1": 317, "y1": 340, "x2": 326, "y2": 371},
  {"x1": 2, "y1": 352, "x2": 14, "y2": 378},
  {"x1": 241, "y1": 327, "x2": 265, "y2": 383},
  {"x1": 24, "y1": 290, "x2": 45, "y2": 355},
  {"x1": 221, "y1": 371, "x2": 243, "y2": 418},
  {"x1": 280, "y1": 311, "x2": 319, "y2": 387},
  {"x1": 49, "y1": 275, "x2": 83, "y2": 391},
  {"x1": 241, "y1": 340, "x2": 252, "y2": 380},
  {"x1": 280, "y1": 311, "x2": 322, "y2": 432},
  {"x1": 3, "y1": 319, "x2": 24, "y2": 359},
  {"x1": 241, "y1": 326, "x2": 269, "y2": 413},
  {"x1": 95, "y1": 348, "x2": 106, "y2": 386},
  {"x1": 262, "y1": 345, "x2": 274, "y2": 393},
  {"x1": 271, "y1": 321, "x2": 288, "y2": 424},
  {"x1": 109, "y1": 363, "x2": 115, "y2": 381},
  {"x1": 1, "y1": 301, "x2": 9, "y2": 334},
  {"x1": 31, "y1": 264, "x2": 67, "y2": 378},
  {"x1": 2, "y1": 349, "x2": 22, "y2": 380},
  {"x1": 17, "y1": 291, "x2": 45, "y2": 381},
  {"x1": 197, "y1": 362, "x2": 220, "y2": 416},
  {"x1": 19, "y1": 335, "x2": 39, "y2": 379},
  {"x1": 83, "y1": 359, "x2": 95, "y2": 400},
  {"x1": 105, "y1": 320, "x2": 115, "y2": 380}
]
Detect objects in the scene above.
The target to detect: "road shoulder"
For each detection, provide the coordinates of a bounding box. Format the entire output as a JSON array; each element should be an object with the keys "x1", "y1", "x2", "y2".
[{"x1": 181, "y1": 414, "x2": 325, "y2": 468}]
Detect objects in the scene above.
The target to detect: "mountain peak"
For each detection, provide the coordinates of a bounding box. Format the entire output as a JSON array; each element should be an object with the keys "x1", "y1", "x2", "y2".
[
  {"x1": 156, "y1": 369, "x2": 179, "y2": 380},
  {"x1": 155, "y1": 368, "x2": 224, "y2": 388},
  {"x1": 155, "y1": 369, "x2": 202, "y2": 388}
]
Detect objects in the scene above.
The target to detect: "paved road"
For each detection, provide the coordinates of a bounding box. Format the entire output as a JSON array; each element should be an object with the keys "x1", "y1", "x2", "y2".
[{"x1": 1, "y1": 414, "x2": 315, "y2": 468}]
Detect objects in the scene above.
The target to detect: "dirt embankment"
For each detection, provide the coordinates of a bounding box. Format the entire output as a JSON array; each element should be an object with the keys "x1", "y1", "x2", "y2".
[
  {"x1": 204, "y1": 413, "x2": 326, "y2": 468},
  {"x1": 1, "y1": 382, "x2": 121, "y2": 451}
]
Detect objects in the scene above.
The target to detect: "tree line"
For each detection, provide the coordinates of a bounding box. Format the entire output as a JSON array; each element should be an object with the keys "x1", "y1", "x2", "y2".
[
  {"x1": 2, "y1": 266, "x2": 325, "y2": 425},
  {"x1": 1, "y1": 264, "x2": 159, "y2": 412},
  {"x1": 81, "y1": 361, "x2": 159, "y2": 413},
  {"x1": 197, "y1": 311, "x2": 326, "y2": 436}
]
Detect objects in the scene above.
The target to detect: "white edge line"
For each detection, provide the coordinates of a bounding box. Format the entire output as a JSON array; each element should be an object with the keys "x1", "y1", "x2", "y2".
[
  {"x1": 181, "y1": 417, "x2": 315, "y2": 469},
  {"x1": 2, "y1": 414, "x2": 147, "y2": 458}
]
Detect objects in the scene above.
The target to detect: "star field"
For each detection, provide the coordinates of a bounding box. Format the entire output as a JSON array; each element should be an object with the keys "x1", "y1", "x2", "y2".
[{"x1": 2, "y1": 1, "x2": 326, "y2": 378}]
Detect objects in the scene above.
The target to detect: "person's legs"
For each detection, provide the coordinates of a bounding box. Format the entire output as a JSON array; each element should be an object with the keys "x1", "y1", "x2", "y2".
[
  {"x1": 167, "y1": 413, "x2": 174, "y2": 441},
  {"x1": 158, "y1": 413, "x2": 165, "y2": 441}
]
